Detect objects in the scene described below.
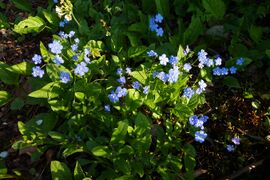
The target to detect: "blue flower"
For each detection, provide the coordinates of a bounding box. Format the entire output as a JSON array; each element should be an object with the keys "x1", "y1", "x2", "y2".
[
  {"x1": 213, "y1": 67, "x2": 229, "y2": 76},
  {"x1": 53, "y1": 55, "x2": 64, "y2": 65},
  {"x1": 60, "y1": 71, "x2": 70, "y2": 83},
  {"x1": 157, "y1": 71, "x2": 168, "y2": 82},
  {"x1": 68, "y1": 31, "x2": 75, "y2": 38},
  {"x1": 53, "y1": 0, "x2": 58, "y2": 3},
  {"x1": 116, "y1": 68, "x2": 123, "y2": 75},
  {"x1": 71, "y1": 44, "x2": 78, "y2": 51},
  {"x1": 74, "y1": 38, "x2": 80, "y2": 44},
  {"x1": 159, "y1": 54, "x2": 169, "y2": 66},
  {"x1": 226, "y1": 144, "x2": 235, "y2": 152},
  {"x1": 184, "y1": 45, "x2": 190, "y2": 56},
  {"x1": 169, "y1": 56, "x2": 178, "y2": 66},
  {"x1": 155, "y1": 13, "x2": 163, "y2": 23},
  {"x1": 149, "y1": 17, "x2": 158, "y2": 32},
  {"x1": 147, "y1": 50, "x2": 158, "y2": 57},
  {"x1": 115, "y1": 86, "x2": 127, "y2": 97},
  {"x1": 108, "y1": 91, "x2": 119, "y2": 103},
  {"x1": 232, "y1": 137, "x2": 240, "y2": 145},
  {"x1": 167, "y1": 66, "x2": 180, "y2": 83},
  {"x1": 32, "y1": 54, "x2": 42, "y2": 64},
  {"x1": 117, "y1": 76, "x2": 126, "y2": 86},
  {"x1": 74, "y1": 62, "x2": 89, "y2": 76},
  {"x1": 152, "y1": 71, "x2": 159, "y2": 78},
  {"x1": 72, "y1": 54, "x2": 78, "y2": 61},
  {"x1": 196, "y1": 80, "x2": 207, "y2": 94},
  {"x1": 195, "y1": 130, "x2": 207, "y2": 143},
  {"x1": 59, "y1": 21, "x2": 65, "y2": 27},
  {"x1": 132, "y1": 81, "x2": 141, "y2": 90},
  {"x1": 183, "y1": 63, "x2": 192, "y2": 72},
  {"x1": 183, "y1": 87, "x2": 194, "y2": 99},
  {"x1": 126, "y1": 67, "x2": 132, "y2": 75},
  {"x1": 58, "y1": 31, "x2": 68, "y2": 39},
  {"x1": 198, "y1": 49, "x2": 209, "y2": 68},
  {"x1": 215, "y1": 57, "x2": 222, "y2": 66},
  {"x1": 104, "y1": 105, "x2": 111, "y2": 112},
  {"x1": 143, "y1": 85, "x2": 150, "y2": 94},
  {"x1": 48, "y1": 40, "x2": 63, "y2": 54},
  {"x1": 32, "y1": 66, "x2": 44, "y2": 78},
  {"x1": 189, "y1": 115, "x2": 198, "y2": 126},
  {"x1": 229, "y1": 66, "x2": 237, "y2": 74},
  {"x1": 236, "y1": 57, "x2": 244, "y2": 65},
  {"x1": 156, "y1": 27, "x2": 164, "y2": 37}
]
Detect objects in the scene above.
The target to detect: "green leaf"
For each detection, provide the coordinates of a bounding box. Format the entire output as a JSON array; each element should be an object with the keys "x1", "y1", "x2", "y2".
[
  {"x1": 0, "y1": 91, "x2": 11, "y2": 106},
  {"x1": 0, "y1": 62, "x2": 19, "y2": 85},
  {"x1": 202, "y1": 0, "x2": 226, "y2": 18},
  {"x1": 10, "y1": 98, "x2": 24, "y2": 110},
  {"x1": 183, "y1": 144, "x2": 196, "y2": 176},
  {"x1": 46, "y1": 64, "x2": 71, "y2": 82},
  {"x1": 223, "y1": 76, "x2": 241, "y2": 88},
  {"x1": 91, "y1": 146, "x2": 110, "y2": 157},
  {"x1": 11, "y1": 0, "x2": 32, "y2": 12},
  {"x1": 63, "y1": 145, "x2": 84, "y2": 157},
  {"x1": 48, "y1": 131, "x2": 67, "y2": 142},
  {"x1": 26, "y1": 112, "x2": 58, "y2": 132},
  {"x1": 74, "y1": 161, "x2": 86, "y2": 180},
  {"x1": 249, "y1": 25, "x2": 262, "y2": 43},
  {"x1": 128, "y1": 46, "x2": 147, "y2": 58},
  {"x1": 155, "y1": 0, "x2": 169, "y2": 18},
  {"x1": 28, "y1": 82, "x2": 62, "y2": 99},
  {"x1": 13, "y1": 16, "x2": 45, "y2": 35},
  {"x1": 110, "y1": 121, "x2": 128, "y2": 144},
  {"x1": 130, "y1": 66, "x2": 147, "y2": 85},
  {"x1": 42, "y1": 9, "x2": 59, "y2": 26},
  {"x1": 51, "y1": 161, "x2": 72, "y2": 180},
  {"x1": 177, "y1": 45, "x2": 185, "y2": 60},
  {"x1": 7, "y1": 62, "x2": 33, "y2": 75},
  {"x1": 183, "y1": 16, "x2": 203, "y2": 44},
  {"x1": 40, "y1": 41, "x2": 50, "y2": 62}
]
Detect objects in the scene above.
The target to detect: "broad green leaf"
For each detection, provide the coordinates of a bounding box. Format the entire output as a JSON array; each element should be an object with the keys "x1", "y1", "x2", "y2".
[
  {"x1": 155, "y1": 0, "x2": 169, "y2": 18},
  {"x1": 128, "y1": 23, "x2": 147, "y2": 33},
  {"x1": 42, "y1": 9, "x2": 59, "y2": 26},
  {"x1": 0, "y1": 62, "x2": 19, "y2": 85},
  {"x1": 63, "y1": 145, "x2": 84, "y2": 157},
  {"x1": 13, "y1": 16, "x2": 45, "y2": 35},
  {"x1": 46, "y1": 64, "x2": 71, "y2": 82},
  {"x1": 74, "y1": 161, "x2": 86, "y2": 180},
  {"x1": 183, "y1": 16, "x2": 203, "y2": 44},
  {"x1": 11, "y1": 0, "x2": 32, "y2": 12},
  {"x1": 0, "y1": 91, "x2": 11, "y2": 106},
  {"x1": 10, "y1": 98, "x2": 24, "y2": 110},
  {"x1": 113, "y1": 158, "x2": 131, "y2": 174},
  {"x1": 177, "y1": 45, "x2": 185, "y2": 60},
  {"x1": 91, "y1": 146, "x2": 110, "y2": 157},
  {"x1": 26, "y1": 113, "x2": 58, "y2": 132},
  {"x1": 48, "y1": 131, "x2": 67, "y2": 142},
  {"x1": 125, "y1": 89, "x2": 142, "y2": 110},
  {"x1": 202, "y1": 0, "x2": 226, "y2": 18},
  {"x1": 28, "y1": 82, "x2": 62, "y2": 99},
  {"x1": 183, "y1": 144, "x2": 196, "y2": 179},
  {"x1": 128, "y1": 46, "x2": 147, "y2": 58},
  {"x1": 7, "y1": 62, "x2": 33, "y2": 75},
  {"x1": 51, "y1": 161, "x2": 72, "y2": 180},
  {"x1": 130, "y1": 66, "x2": 147, "y2": 85},
  {"x1": 249, "y1": 25, "x2": 262, "y2": 43},
  {"x1": 40, "y1": 41, "x2": 50, "y2": 62},
  {"x1": 110, "y1": 121, "x2": 128, "y2": 144},
  {"x1": 223, "y1": 76, "x2": 241, "y2": 88}
]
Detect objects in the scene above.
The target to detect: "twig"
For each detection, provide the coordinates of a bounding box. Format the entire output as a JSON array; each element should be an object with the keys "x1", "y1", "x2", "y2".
[{"x1": 219, "y1": 159, "x2": 264, "y2": 180}]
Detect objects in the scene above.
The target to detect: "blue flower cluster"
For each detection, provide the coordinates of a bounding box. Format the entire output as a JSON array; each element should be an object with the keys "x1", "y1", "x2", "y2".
[
  {"x1": 147, "y1": 50, "x2": 181, "y2": 84},
  {"x1": 197, "y1": 49, "x2": 244, "y2": 76},
  {"x1": 31, "y1": 54, "x2": 44, "y2": 78},
  {"x1": 183, "y1": 79, "x2": 207, "y2": 99},
  {"x1": 149, "y1": 13, "x2": 164, "y2": 37},
  {"x1": 60, "y1": 71, "x2": 70, "y2": 83},
  {"x1": 189, "y1": 115, "x2": 209, "y2": 143},
  {"x1": 227, "y1": 136, "x2": 241, "y2": 152}
]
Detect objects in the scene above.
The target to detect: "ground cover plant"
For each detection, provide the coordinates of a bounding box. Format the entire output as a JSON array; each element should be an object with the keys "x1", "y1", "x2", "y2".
[{"x1": 0, "y1": 0, "x2": 270, "y2": 179}]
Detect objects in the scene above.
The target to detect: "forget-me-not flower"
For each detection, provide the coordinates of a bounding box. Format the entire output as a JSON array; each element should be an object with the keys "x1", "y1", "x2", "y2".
[
  {"x1": 108, "y1": 91, "x2": 119, "y2": 103},
  {"x1": 195, "y1": 130, "x2": 207, "y2": 143},
  {"x1": 159, "y1": 54, "x2": 169, "y2": 66},
  {"x1": 183, "y1": 63, "x2": 192, "y2": 72},
  {"x1": 74, "y1": 62, "x2": 89, "y2": 76},
  {"x1": 183, "y1": 87, "x2": 194, "y2": 99},
  {"x1": 48, "y1": 40, "x2": 63, "y2": 54},
  {"x1": 53, "y1": 55, "x2": 64, "y2": 65},
  {"x1": 32, "y1": 54, "x2": 42, "y2": 64},
  {"x1": 132, "y1": 81, "x2": 141, "y2": 90},
  {"x1": 226, "y1": 144, "x2": 235, "y2": 152},
  {"x1": 60, "y1": 71, "x2": 70, "y2": 83},
  {"x1": 147, "y1": 50, "x2": 158, "y2": 57},
  {"x1": 32, "y1": 66, "x2": 44, "y2": 78},
  {"x1": 167, "y1": 66, "x2": 180, "y2": 83},
  {"x1": 143, "y1": 85, "x2": 150, "y2": 94},
  {"x1": 236, "y1": 57, "x2": 244, "y2": 65},
  {"x1": 104, "y1": 105, "x2": 111, "y2": 112},
  {"x1": 229, "y1": 66, "x2": 237, "y2": 74},
  {"x1": 117, "y1": 76, "x2": 126, "y2": 86}
]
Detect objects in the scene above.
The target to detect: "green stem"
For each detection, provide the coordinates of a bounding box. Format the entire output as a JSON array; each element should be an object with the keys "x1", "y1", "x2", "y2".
[{"x1": 72, "y1": 13, "x2": 80, "y2": 26}]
